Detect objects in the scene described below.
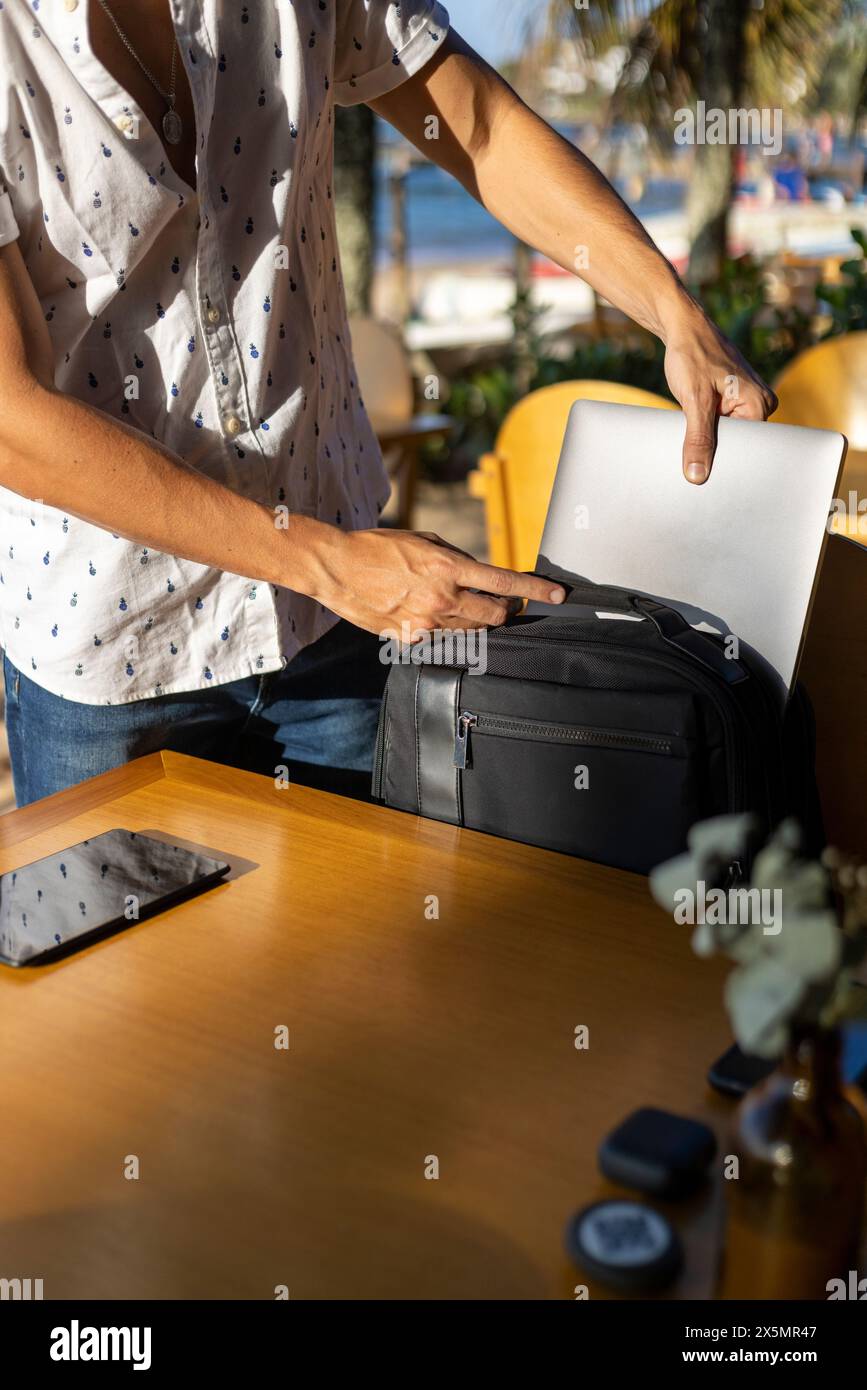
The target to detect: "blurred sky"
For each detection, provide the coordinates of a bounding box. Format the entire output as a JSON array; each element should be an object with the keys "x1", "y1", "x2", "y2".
[{"x1": 444, "y1": 0, "x2": 533, "y2": 66}]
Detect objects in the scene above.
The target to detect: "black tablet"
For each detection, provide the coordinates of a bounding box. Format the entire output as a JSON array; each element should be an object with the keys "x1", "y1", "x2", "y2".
[{"x1": 0, "y1": 829, "x2": 230, "y2": 967}]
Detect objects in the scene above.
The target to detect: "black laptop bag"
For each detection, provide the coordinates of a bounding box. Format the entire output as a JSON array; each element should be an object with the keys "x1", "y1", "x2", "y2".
[{"x1": 371, "y1": 577, "x2": 822, "y2": 875}]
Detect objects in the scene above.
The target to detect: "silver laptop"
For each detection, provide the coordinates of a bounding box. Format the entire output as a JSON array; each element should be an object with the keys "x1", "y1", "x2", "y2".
[{"x1": 534, "y1": 401, "x2": 847, "y2": 702}]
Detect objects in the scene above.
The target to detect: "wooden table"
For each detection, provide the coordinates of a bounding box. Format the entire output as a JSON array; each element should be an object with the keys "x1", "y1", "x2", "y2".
[{"x1": 0, "y1": 752, "x2": 736, "y2": 1300}]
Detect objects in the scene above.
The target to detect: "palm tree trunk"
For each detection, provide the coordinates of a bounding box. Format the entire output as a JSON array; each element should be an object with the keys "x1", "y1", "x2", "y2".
[
  {"x1": 686, "y1": 0, "x2": 751, "y2": 285},
  {"x1": 333, "y1": 105, "x2": 376, "y2": 315}
]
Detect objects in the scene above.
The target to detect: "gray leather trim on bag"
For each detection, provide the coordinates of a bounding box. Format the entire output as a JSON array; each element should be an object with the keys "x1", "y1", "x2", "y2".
[{"x1": 414, "y1": 666, "x2": 463, "y2": 825}]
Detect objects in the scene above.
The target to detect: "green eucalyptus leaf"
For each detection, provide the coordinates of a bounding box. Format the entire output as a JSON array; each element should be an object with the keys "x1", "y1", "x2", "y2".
[
  {"x1": 771, "y1": 818, "x2": 803, "y2": 853},
  {"x1": 770, "y1": 907, "x2": 842, "y2": 984},
  {"x1": 691, "y1": 922, "x2": 716, "y2": 958},
  {"x1": 724, "y1": 958, "x2": 805, "y2": 1058},
  {"x1": 649, "y1": 852, "x2": 701, "y2": 915},
  {"x1": 686, "y1": 813, "x2": 762, "y2": 868},
  {"x1": 725, "y1": 922, "x2": 767, "y2": 966},
  {"x1": 749, "y1": 842, "x2": 828, "y2": 907},
  {"x1": 750, "y1": 843, "x2": 793, "y2": 893},
  {"x1": 784, "y1": 862, "x2": 832, "y2": 912},
  {"x1": 850, "y1": 227, "x2": 867, "y2": 254}
]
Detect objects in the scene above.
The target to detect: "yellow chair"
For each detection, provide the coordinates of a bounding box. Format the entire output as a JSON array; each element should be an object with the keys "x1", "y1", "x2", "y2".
[
  {"x1": 468, "y1": 380, "x2": 678, "y2": 571},
  {"x1": 772, "y1": 334, "x2": 867, "y2": 545}
]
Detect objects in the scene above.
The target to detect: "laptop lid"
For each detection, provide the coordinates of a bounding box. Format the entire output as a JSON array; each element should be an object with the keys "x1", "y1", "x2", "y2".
[{"x1": 534, "y1": 401, "x2": 847, "y2": 702}]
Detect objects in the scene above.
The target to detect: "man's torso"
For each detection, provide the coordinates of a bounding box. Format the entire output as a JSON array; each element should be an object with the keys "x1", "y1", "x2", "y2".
[{"x1": 0, "y1": 0, "x2": 420, "y2": 704}]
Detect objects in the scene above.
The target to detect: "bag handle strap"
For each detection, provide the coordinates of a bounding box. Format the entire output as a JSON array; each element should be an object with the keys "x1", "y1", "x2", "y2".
[{"x1": 526, "y1": 572, "x2": 749, "y2": 686}]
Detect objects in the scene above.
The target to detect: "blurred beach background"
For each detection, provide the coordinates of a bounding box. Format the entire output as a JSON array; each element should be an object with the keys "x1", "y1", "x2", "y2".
[{"x1": 354, "y1": 0, "x2": 867, "y2": 541}]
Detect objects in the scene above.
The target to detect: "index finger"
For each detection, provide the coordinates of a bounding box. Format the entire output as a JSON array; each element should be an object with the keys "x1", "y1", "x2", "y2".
[{"x1": 454, "y1": 560, "x2": 566, "y2": 605}]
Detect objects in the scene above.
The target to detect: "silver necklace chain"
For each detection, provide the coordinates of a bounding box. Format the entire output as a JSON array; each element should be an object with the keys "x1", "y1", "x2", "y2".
[{"x1": 97, "y1": 1, "x2": 183, "y2": 143}]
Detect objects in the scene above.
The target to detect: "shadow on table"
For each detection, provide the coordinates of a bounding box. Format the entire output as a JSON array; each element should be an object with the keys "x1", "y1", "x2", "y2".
[
  {"x1": 138, "y1": 829, "x2": 259, "y2": 884},
  {"x1": 0, "y1": 1180, "x2": 551, "y2": 1299}
]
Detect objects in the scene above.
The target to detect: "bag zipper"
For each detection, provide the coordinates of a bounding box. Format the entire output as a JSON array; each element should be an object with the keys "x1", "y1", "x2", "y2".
[
  {"x1": 478, "y1": 630, "x2": 755, "y2": 815},
  {"x1": 453, "y1": 709, "x2": 674, "y2": 770},
  {"x1": 372, "y1": 689, "x2": 389, "y2": 799}
]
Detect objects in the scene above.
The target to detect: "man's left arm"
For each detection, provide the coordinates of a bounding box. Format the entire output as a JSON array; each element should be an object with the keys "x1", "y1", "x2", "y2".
[{"x1": 371, "y1": 31, "x2": 777, "y2": 485}]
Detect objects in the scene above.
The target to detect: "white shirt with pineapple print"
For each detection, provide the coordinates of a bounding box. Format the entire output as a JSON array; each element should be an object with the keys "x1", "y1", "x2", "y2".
[{"x1": 0, "y1": 0, "x2": 449, "y2": 703}]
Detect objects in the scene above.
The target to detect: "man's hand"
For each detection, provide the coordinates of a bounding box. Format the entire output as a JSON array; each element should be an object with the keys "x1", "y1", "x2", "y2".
[
  {"x1": 299, "y1": 525, "x2": 566, "y2": 635},
  {"x1": 662, "y1": 300, "x2": 778, "y2": 485}
]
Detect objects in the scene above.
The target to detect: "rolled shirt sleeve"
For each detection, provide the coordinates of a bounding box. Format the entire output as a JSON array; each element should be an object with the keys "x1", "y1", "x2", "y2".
[
  {"x1": 0, "y1": 181, "x2": 20, "y2": 248},
  {"x1": 334, "y1": 0, "x2": 450, "y2": 107}
]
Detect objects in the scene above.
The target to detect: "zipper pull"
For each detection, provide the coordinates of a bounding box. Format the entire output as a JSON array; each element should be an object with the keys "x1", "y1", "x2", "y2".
[{"x1": 453, "y1": 711, "x2": 477, "y2": 770}]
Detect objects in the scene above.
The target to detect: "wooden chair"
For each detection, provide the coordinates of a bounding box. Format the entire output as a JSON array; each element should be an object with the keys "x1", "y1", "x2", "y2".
[
  {"x1": 772, "y1": 334, "x2": 867, "y2": 545},
  {"x1": 798, "y1": 533, "x2": 867, "y2": 854},
  {"x1": 348, "y1": 315, "x2": 453, "y2": 529},
  {"x1": 468, "y1": 380, "x2": 678, "y2": 571}
]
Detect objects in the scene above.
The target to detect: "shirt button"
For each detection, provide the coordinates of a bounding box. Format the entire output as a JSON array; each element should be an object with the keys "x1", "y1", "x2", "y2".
[
  {"x1": 64, "y1": 0, "x2": 79, "y2": 11},
  {"x1": 206, "y1": 306, "x2": 221, "y2": 325},
  {"x1": 115, "y1": 114, "x2": 135, "y2": 133},
  {"x1": 224, "y1": 415, "x2": 243, "y2": 437}
]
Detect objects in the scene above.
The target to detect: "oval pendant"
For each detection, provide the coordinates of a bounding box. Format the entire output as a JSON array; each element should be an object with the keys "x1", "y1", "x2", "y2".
[{"x1": 162, "y1": 109, "x2": 183, "y2": 145}]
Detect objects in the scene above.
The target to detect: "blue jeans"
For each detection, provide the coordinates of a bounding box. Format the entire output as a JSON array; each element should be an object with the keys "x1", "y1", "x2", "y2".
[{"x1": 3, "y1": 620, "x2": 387, "y2": 808}]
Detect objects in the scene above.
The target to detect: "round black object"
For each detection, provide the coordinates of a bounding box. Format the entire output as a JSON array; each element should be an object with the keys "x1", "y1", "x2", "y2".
[{"x1": 565, "y1": 1200, "x2": 683, "y2": 1293}]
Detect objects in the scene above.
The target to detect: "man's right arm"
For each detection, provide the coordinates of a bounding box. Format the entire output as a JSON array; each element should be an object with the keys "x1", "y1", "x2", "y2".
[
  {"x1": 0, "y1": 240, "x2": 325, "y2": 593},
  {"x1": 0, "y1": 242, "x2": 564, "y2": 632}
]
